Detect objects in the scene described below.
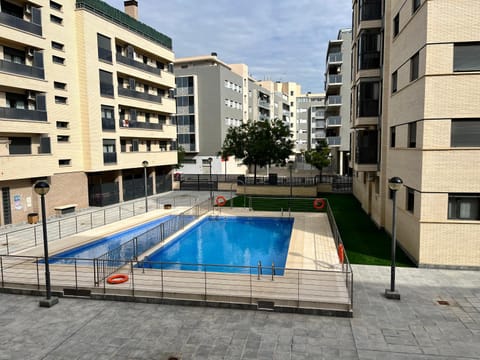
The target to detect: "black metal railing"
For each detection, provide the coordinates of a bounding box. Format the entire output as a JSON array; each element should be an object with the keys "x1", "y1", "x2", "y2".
[
  {"x1": 0, "y1": 12, "x2": 42, "y2": 36},
  {"x1": 0, "y1": 59, "x2": 44, "y2": 79},
  {"x1": 0, "y1": 107, "x2": 47, "y2": 121},
  {"x1": 117, "y1": 87, "x2": 162, "y2": 103},
  {"x1": 116, "y1": 53, "x2": 161, "y2": 75}
]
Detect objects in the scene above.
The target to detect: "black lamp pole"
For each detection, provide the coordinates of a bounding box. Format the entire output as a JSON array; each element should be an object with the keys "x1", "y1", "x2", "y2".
[
  {"x1": 34, "y1": 181, "x2": 58, "y2": 307},
  {"x1": 385, "y1": 176, "x2": 403, "y2": 300},
  {"x1": 142, "y1": 160, "x2": 149, "y2": 212}
]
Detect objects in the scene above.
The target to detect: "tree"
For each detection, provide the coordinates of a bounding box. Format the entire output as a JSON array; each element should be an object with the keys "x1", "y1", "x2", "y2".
[
  {"x1": 174, "y1": 145, "x2": 186, "y2": 170},
  {"x1": 304, "y1": 139, "x2": 331, "y2": 179},
  {"x1": 220, "y1": 119, "x2": 294, "y2": 183}
]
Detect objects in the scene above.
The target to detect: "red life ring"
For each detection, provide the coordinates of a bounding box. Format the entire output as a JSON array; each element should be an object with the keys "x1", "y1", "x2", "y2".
[
  {"x1": 313, "y1": 198, "x2": 326, "y2": 210},
  {"x1": 215, "y1": 196, "x2": 227, "y2": 207},
  {"x1": 107, "y1": 274, "x2": 129, "y2": 284},
  {"x1": 338, "y1": 244, "x2": 345, "y2": 264}
]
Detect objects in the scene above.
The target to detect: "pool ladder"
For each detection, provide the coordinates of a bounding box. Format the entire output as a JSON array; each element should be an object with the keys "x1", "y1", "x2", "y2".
[{"x1": 257, "y1": 260, "x2": 275, "y2": 281}]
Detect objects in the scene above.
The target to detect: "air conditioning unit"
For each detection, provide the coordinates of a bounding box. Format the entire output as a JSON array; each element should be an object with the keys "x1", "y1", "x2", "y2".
[
  {"x1": 27, "y1": 47, "x2": 34, "y2": 57},
  {"x1": 25, "y1": 4, "x2": 32, "y2": 14},
  {"x1": 27, "y1": 91, "x2": 35, "y2": 100}
]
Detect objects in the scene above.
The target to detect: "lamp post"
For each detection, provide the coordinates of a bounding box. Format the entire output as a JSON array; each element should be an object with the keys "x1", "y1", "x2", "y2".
[
  {"x1": 34, "y1": 181, "x2": 58, "y2": 307},
  {"x1": 207, "y1": 157, "x2": 213, "y2": 201},
  {"x1": 287, "y1": 160, "x2": 294, "y2": 198},
  {"x1": 385, "y1": 176, "x2": 403, "y2": 300},
  {"x1": 142, "y1": 160, "x2": 149, "y2": 212}
]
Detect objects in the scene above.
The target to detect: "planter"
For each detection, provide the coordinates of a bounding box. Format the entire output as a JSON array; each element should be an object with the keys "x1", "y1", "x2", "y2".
[{"x1": 27, "y1": 213, "x2": 39, "y2": 224}]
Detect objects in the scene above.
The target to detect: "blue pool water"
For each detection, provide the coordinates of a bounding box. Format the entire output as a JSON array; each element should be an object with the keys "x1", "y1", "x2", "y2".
[
  {"x1": 49, "y1": 215, "x2": 175, "y2": 264},
  {"x1": 143, "y1": 216, "x2": 293, "y2": 275}
]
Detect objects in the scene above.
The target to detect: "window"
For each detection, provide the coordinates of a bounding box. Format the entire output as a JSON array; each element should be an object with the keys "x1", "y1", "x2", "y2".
[
  {"x1": 390, "y1": 127, "x2": 396, "y2": 147},
  {"x1": 406, "y1": 187, "x2": 415, "y2": 213},
  {"x1": 6, "y1": 93, "x2": 26, "y2": 109},
  {"x1": 9, "y1": 137, "x2": 31, "y2": 154},
  {"x1": 3, "y1": 46, "x2": 25, "y2": 64},
  {"x1": 451, "y1": 119, "x2": 480, "y2": 147},
  {"x1": 393, "y1": 13, "x2": 400, "y2": 37},
  {"x1": 57, "y1": 135, "x2": 69, "y2": 142},
  {"x1": 59, "y1": 159, "x2": 71, "y2": 166},
  {"x1": 50, "y1": 1, "x2": 62, "y2": 11},
  {"x1": 54, "y1": 81, "x2": 66, "y2": 90},
  {"x1": 448, "y1": 194, "x2": 480, "y2": 220},
  {"x1": 358, "y1": 29, "x2": 381, "y2": 70},
  {"x1": 50, "y1": 15, "x2": 63, "y2": 24},
  {"x1": 392, "y1": 71, "x2": 398, "y2": 93},
  {"x1": 99, "y1": 70, "x2": 114, "y2": 96},
  {"x1": 359, "y1": 0, "x2": 382, "y2": 21},
  {"x1": 97, "y1": 34, "x2": 112, "y2": 62},
  {"x1": 357, "y1": 81, "x2": 380, "y2": 117},
  {"x1": 408, "y1": 122, "x2": 417, "y2": 148},
  {"x1": 51, "y1": 41, "x2": 64, "y2": 51},
  {"x1": 56, "y1": 121, "x2": 68, "y2": 128},
  {"x1": 52, "y1": 55, "x2": 65, "y2": 65},
  {"x1": 103, "y1": 139, "x2": 117, "y2": 164},
  {"x1": 55, "y1": 96, "x2": 67, "y2": 104},
  {"x1": 410, "y1": 52, "x2": 419, "y2": 81},
  {"x1": 454, "y1": 42, "x2": 480, "y2": 72},
  {"x1": 412, "y1": 0, "x2": 421, "y2": 13},
  {"x1": 101, "y1": 105, "x2": 115, "y2": 130}
]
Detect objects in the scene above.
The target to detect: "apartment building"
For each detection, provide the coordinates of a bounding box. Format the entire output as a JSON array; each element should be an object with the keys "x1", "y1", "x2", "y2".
[
  {"x1": 0, "y1": 0, "x2": 176, "y2": 226},
  {"x1": 295, "y1": 93, "x2": 325, "y2": 154},
  {"x1": 325, "y1": 29, "x2": 352, "y2": 175},
  {"x1": 174, "y1": 56, "x2": 294, "y2": 175},
  {"x1": 351, "y1": 0, "x2": 480, "y2": 267}
]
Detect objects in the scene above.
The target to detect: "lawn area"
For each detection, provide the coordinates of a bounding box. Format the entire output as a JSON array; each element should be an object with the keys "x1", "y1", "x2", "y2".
[{"x1": 227, "y1": 194, "x2": 415, "y2": 267}]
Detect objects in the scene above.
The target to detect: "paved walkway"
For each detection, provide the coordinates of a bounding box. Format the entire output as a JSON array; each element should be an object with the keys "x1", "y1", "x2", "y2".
[{"x1": 1, "y1": 265, "x2": 479, "y2": 359}]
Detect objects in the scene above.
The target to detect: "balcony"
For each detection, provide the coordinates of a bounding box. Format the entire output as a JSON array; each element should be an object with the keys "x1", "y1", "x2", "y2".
[
  {"x1": 353, "y1": 130, "x2": 378, "y2": 171},
  {"x1": 119, "y1": 118, "x2": 163, "y2": 130},
  {"x1": 0, "y1": 59, "x2": 44, "y2": 79},
  {"x1": 116, "y1": 53, "x2": 161, "y2": 76},
  {"x1": 326, "y1": 95, "x2": 342, "y2": 107},
  {"x1": 326, "y1": 116, "x2": 342, "y2": 127},
  {"x1": 327, "y1": 53, "x2": 342, "y2": 64},
  {"x1": 259, "y1": 113, "x2": 269, "y2": 121},
  {"x1": 327, "y1": 74, "x2": 342, "y2": 87},
  {"x1": 0, "y1": 107, "x2": 47, "y2": 122},
  {"x1": 327, "y1": 136, "x2": 341, "y2": 146},
  {"x1": 103, "y1": 152, "x2": 117, "y2": 164},
  {"x1": 118, "y1": 87, "x2": 163, "y2": 103},
  {"x1": 258, "y1": 100, "x2": 270, "y2": 109},
  {"x1": 0, "y1": 12, "x2": 42, "y2": 36}
]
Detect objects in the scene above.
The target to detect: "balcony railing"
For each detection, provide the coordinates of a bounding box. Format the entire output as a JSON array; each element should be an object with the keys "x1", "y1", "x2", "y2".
[
  {"x1": 119, "y1": 119, "x2": 163, "y2": 130},
  {"x1": 326, "y1": 95, "x2": 342, "y2": 106},
  {"x1": 117, "y1": 87, "x2": 162, "y2": 103},
  {"x1": 327, "y1": 116, "x2": 342, "y2": 127},
  {"x1": 0, "y1": 12, "x2": 42, "y2": 36},
  {"x1": 116, "y1": 53, "x2": 161, "y2": 76},
  {"x1": 102, "y1": 117, "x2": 116, "y2": 130},
  {"x1": 0, "y1": 59, "x2": 44, "y2": 79},
  {"x1": 103, "y1": 152, "x2": 117, "y2": 164},
  {"x1": 0, "y1": 107, "x2": 47, "y2": 122},
  {"x1": 327, "y1": 74, "x2": 342, "y2": 85},
  {"x1": 327, "y1": 136, "x2": 341, "y2": 146},
  {"x1": 328, "y1": 53, "x2": 342, "y2": 63},
  {"x1": 258, "y1": 100, "x2": 270, "y2": 108}
]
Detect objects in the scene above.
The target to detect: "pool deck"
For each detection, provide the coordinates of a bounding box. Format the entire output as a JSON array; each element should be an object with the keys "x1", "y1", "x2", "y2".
[{"x1": 2, "y1": 206, "x2": 351, "y2": 315}]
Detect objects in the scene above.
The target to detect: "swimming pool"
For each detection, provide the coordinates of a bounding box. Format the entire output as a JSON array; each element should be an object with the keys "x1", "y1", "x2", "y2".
[
  {"x1": 142, "y1": 216, "x2": 294, "y2": 275},
  {"x1": 49, "y1": 215, "x2": 176, "y2": 264}
]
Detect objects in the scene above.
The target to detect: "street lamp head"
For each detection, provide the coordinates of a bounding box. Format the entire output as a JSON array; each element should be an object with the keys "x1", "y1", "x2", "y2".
[
  {"x1": 287, "y1": 160, "x2": 294, "y2": 169},
  {"x1": 207, "y1": 157, "x2": 213, "y2": 164},
  {"x1": 142, "y1": 160, "x2": 149, "y2": 167},
  {"x1": 388, "y1": 176, "x2": 403, "y2": 191},
  {"x1": 34, "y1": 181, "x2": 50, "y2": 196}
]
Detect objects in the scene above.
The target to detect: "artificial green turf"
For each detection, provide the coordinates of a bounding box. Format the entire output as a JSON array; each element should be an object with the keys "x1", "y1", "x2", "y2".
[{"x1": 227, "y1": 194, "x2": 415, "y2": 267}]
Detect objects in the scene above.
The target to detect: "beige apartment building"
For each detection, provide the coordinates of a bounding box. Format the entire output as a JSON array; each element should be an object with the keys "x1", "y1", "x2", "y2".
[
  {"x1": 351, "y1": 0, "x2": 480, "y2": 267},
  {"x1": 0, "y1": 0, "x2": 176, "y2": 225}
]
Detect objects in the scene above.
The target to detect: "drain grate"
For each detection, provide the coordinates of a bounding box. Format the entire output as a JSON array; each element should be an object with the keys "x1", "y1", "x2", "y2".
[
  {"x1": 257, "y1": 301, "x2": 275, "y2": 311},
  {"x1": 437, "y1": 300, "x2": 450, "y2": 305}
]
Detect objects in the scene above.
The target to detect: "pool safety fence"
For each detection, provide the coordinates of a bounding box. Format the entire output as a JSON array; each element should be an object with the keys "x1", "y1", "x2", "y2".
[
  {"x1": 0, "y1": 193, "x2": 201, "y2": 256},
  {"x1": 93, "y1": 201, "x2": 211, "y2": 285},
  {"x1": 0, "y1": 254, "x2": 353, "y2": 315}
]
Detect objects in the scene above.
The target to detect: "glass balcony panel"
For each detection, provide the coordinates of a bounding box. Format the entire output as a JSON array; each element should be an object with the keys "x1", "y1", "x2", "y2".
[
  {"x1": 0, "y1": 59, "x2": 44, "y2": 79},
  {"x1": 116, "y1": 53, "x2": 161, "y2": 75},
  {"x1": 0, "y1": 107, "x2": 47, "y2": 121},
  {"x1": 117, "y1": 87, "x2": 163, "y2": 103},
  {"x1": 0, "y1": 12, "x2": 42, "y2": 36}
]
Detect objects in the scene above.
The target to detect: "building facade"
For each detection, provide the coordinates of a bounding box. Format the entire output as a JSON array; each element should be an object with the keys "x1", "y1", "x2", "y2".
[
  {"x1": 0, "y1": 0, "x2": 177, "y2": 225},
  {"x1": 351, "y1": 0, "x2": 480, "y2": 267},
  {"x1": 325, "y1": 29, "x2": 352, "y2": 175}
]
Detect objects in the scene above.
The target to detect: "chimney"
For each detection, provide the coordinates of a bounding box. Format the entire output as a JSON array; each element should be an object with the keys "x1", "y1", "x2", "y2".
[
  {"x1": 211, "y1": 52, "x2": 218, "y2": 57},
  {"x1": 124, "y1": 0, "x2": 138, "y2": 19}
]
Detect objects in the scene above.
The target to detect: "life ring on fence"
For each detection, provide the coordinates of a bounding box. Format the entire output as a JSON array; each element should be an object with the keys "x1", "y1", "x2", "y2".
[
  {"x1": 215, "y1": 195, "x2": 227, "y2": 207},
  {"x1": 313, "y1": 198, "x2": 326, "y2": 210},
  {"x1": 106, "y1": 274, "x2": 129, "y2": 284},
  {"x1": 338, "y1": 244, "x2": 345, "y2": 264}
]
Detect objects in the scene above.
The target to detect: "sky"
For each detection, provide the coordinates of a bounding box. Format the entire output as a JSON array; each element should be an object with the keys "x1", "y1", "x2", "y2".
[{"x1": 103, "y1": 0, "x2": 352, "y2": 93}]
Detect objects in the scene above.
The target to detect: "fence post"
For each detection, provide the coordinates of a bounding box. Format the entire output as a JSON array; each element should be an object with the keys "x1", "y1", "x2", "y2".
[
  {"x1": 0, "y1": 257, "x2": 3, "y2": 287},
  {"x1": 5, "y1": 234, "x2": 9, "y2": 255},
  {"x1": 58, "y1": 220, "x2": 61, "y2": 239},
  {"x1": 74, "y1": 259, "x2": 78, "y2": 290},
  {"x1": 36, "y1": 257, "x2": 40, "y2": 290},
  {"x1": 75, "y1": 216, "x2": 78, "y2": 234},
  {"x1": 93, "y1": 258, "x2": 97, "y2": 286},
  {"x1": 130, "y1": 261, "x2": 135, "y2": 297},
  {"x1": 90, "y1": 213, "x2": 93, "y2": 229},
  {"x1": 103, "y1": 209, "x2": 106, "y2": 225},
  {"x1": 204, "y1": 265, "x2": 207, "y2": 302}
]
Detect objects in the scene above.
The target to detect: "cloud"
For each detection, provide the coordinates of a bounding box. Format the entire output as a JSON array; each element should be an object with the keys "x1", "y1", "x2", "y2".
[{"x1": 104, "y1": 0, "x2": 352, "y2": 93}]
